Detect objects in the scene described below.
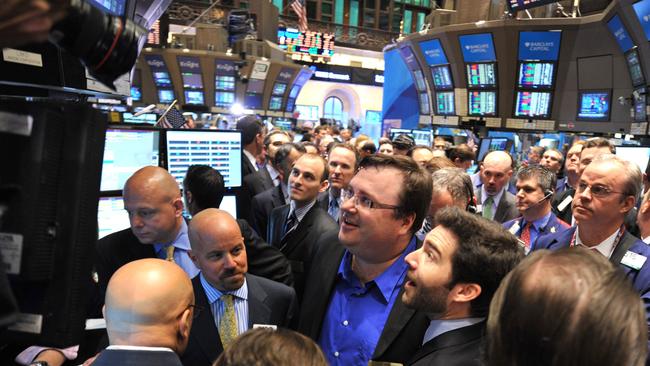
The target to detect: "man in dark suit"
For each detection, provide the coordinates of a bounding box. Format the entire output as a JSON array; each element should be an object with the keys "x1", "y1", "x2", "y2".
[
  {"x1": 535, "y1": 154, "x2": 650, "y2": 356},
  {"x1": 317, "y1": 143, "x2": 359, "y2": 223},
  {"x1": 298, "y1": 155, "x2": 432, "y2": 365},
  {"x1": 92, "y1": 259, "x2": 194, "y2": 366},
  {"x1": 402, "y1": 207, "x2": 523, "y2": 366},
  {"x1": 251, "y1": 143, "x2": 306, "y2": 239},
  {"x1": 475, "y1": 151, "x2": 518, "y2": 223},
  {"x1": 235, "y1": 115, "x2": 268, "y2": 221},
  {"x1": 502, "y1": 166, "x2": 570, "y2": 253},
  {"x1": 268, "y1": 153, "x2": 338, "y2": 301},
  {"x1": 183, "y1": 209, "x2": 296, "y2": 366}
]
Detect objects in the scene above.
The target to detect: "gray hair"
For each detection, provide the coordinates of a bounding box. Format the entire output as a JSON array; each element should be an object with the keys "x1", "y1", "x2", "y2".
[
  {"x1": 431, "y1": 168, "x2": 472, "y2": 207},
  {"x1": 591, "y1": 154, "x2": 642, "y2": 201}
]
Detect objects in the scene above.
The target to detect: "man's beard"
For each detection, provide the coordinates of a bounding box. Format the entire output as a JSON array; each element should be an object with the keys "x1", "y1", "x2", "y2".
[{"x1": 405, "y1": 283, "x2": 451, "y2": 316}]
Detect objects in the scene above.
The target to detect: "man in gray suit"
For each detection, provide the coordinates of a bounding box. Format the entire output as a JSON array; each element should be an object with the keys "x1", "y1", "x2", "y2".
[{"x1": 475, "y1": 151, "x2": 518, "y2": 223}]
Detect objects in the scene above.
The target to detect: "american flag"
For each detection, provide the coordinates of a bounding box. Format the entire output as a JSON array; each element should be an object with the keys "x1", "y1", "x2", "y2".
[
  {"x1": 291, "y1": 0, "x2": 308, "y2": 32},
  {"x1": 156, "y1": 106, "x2": 190, "y2": 129}
]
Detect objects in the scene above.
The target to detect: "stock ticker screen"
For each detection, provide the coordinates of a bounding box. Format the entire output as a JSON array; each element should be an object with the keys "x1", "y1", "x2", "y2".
[{"x1": 278, "y1": 28, "x2": 335, "y2": 57}]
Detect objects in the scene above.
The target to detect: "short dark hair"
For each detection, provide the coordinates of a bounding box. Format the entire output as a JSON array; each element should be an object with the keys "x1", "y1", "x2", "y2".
[
  {"x1": 358, "y1": 154, "x2": 432, "y2": 234},
  {"x1": 183, "y1": 165, "x2": 225, "y2": 210},
  {"x1": 273, "y1": 142, "x2": 306, "y2": 168},
  {"x1": 407, "y1": 145, "x2": 432, "y2": 157},
  {"x1": 486, "y1": 248, "x2": 647, "y2": 366},
  {"x1": 447, "y1": 144, "x2": 476, "y2": 163},
  {"x1": 516, "y1": 165, "x2": 557, "y2": 195},
  {"x1": 329, "y1": 143, "x2": 360, "y2": 169},
  {"x1": 544, "y1": 148, "x2": 565, "y2": 166},
  {"x1": 584, "y1": 137, "x2": 616, "y2": 154},
  {"x1": 436, "y1": 207, "x2": 524, "y2": 317},
  {"x1": 424, "y1": 156, "x2": 455, "y2": 174},
  {"x1": 214, "y1": 328, "x2": 327, "y2": 366},
  {"x1": 529, "y1": 145, "x2": 545, "y2": 156},
  {"x1": 264, "y1": 130, "x2": 290, "y2": 147}
]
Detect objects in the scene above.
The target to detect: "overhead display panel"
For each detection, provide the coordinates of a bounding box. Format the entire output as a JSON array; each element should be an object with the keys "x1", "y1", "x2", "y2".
[
  {"x1": 399, "y1": 45, "x2": 431, "y2": 115},
  {"x1": 626, "y1": 48, "x2": 646, "y2": 87},
  {"x1": 178, "y1": 56, "x2": 204, "y2": 105},
  {"x1": 278, "y1": 27, "x2": 335, "y2": 57},
  {"x1": 633, "y1": 0, "x2": 650, "y2": 41},
  {"x1": 576, "y1": 90, "x2": 611, "y2": 122},
  {"x1": 145, "y1": 54, "x2": 175, "y2": 104},
  {"x1": 517, "y1": 62, "x2": 555, "y2": 89},
  {"x1": 459, "y1": 33, "x2": 496, "y2": 62},
  {"x1": 607, "y1": 14, "x2": 635, "y2": 53},
  {"x1": 466, "y1": 63, "x2": 497, "y2": 88},
  {"x1": 514, "y1": 91, "x2": 552, "y2": 118},
  {"x1": 518, "y1": 31, "x2": 562, "y2": 61},
  {"x1": 432, "y1": 65, "x2": 453, "y2": 90},
  {"x1": 507, "y1": 0, "x2": 556, "y2": 12},
  {"x1": 214, "y1": 59, "x2": 236, "y2": 109},
  {"x1": 468, "y1": 91, "x2": 497, "y2": 116},
  {"x1": 419, "y1": 39, "x2": 448, "y2": 66},
  {"x1": 87, "y1": 0, "x2": 126, "y2": 16}
]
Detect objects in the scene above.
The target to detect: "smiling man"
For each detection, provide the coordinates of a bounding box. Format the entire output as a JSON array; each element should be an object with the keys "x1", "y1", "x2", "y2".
[{"x1": 402, "y1": 207, "x2": 523, "y2": 366}]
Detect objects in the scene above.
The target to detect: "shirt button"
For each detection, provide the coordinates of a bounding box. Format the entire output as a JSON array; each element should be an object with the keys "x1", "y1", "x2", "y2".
[
  {"x1": 334, "y1": 352, "x2": 340, "y2": 357},
  {"x1": 342, "y1": 320, "x2": 349, "y2": 326}
]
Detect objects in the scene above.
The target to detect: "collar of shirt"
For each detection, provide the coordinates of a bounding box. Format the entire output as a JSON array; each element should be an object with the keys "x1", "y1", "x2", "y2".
[
  {"x1": 422, "y1": 318, "x2": 485, "y2": 345},
  {"x1": 199, "y1": 272, "x2": 248, "y2": 304},
  {"x1": 153, "y1": 219, "x2": 190, "y2": 254},
  {"x1": 481, "y1": 185, "x2": 504, "y2": 208},
  {"x1": 522, "y1": 211, "x2": 552, "y2": 233},
  {"x1": 575, "y1": 227, "x2": 620, "y2": 258},
  {"x1": 644, "y1": 236, "x2": 650, "y2": 244},
  {"x1": 337, "y1": 236, "x2": 417, "y2": 303},
  {"x1": 266, "y1": 164, "x2": 280, "y2": 184},
  {"x1": 329, "y1": 190, "x2": 341, "y2": 206},
  {"x1": 106, "y1": 345, "x2": 174, "y2": 352},
  {"x1": 289, "y1": 199, "x2": 316, "y2": 223},
  {"x1": 243, "y1": 150, "x2": 259, "y2": 172}
]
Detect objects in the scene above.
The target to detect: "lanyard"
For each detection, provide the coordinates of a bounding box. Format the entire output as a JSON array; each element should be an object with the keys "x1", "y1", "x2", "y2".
[{"x1": 570, "y1": 225, "x2": 626, "y2": 255}]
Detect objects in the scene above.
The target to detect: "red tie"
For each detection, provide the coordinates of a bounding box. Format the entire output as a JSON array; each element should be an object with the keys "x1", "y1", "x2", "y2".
[{"x1": 520, "y1": 222, "x2": 532, "y2": 248}]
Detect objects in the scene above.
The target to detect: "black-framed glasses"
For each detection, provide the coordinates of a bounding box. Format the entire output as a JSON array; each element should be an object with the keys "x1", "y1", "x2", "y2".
[
  {"x1": 341, "y1": 188, "x2": 401, "y2": 210},
  {"x1": 576, "y1": 182, "x2": 627, "y2": 198}
]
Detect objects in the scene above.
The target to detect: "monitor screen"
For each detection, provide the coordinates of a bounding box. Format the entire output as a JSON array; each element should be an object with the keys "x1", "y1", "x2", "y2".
[
  {"x1": 517, "y1": 62, "x2": 555, "y2": 89},
  {"x1": 419, "y1": 93, "x2": 431, "y2": 115},
  {"x1": 97, "y1": 196, "x2": 129, "y2": 239},
  {"x1": 431, "y1": 65, "x2": 453, "y2": 90},
  {"x1": 389, "y1": 128, "x2": 413, "y2": 141},
  {"x1": 181, "y1": 73, "x2": 203, "y2": 89},
  {"x1": 87, "y1": 0, "x2": 125, "y2": 16},
  {"x1": 607, "y1": 14, "x2": 635, "y2": 53},
  {"x1": 153, "y1": 71, "x2": 172, "y2": 87},
  {"x1": 158, "y1": 89, "x2": 175, "y2": 103},
  {"x1": 184, "y1": 90, "x2": 205, "y2": 105},
  {"x1": 101, "y1": 129, "x2": 160, "y2": 191},
  {"x1": 122, "y1": 112, "x2": 158, "y2": 125},
  {"x1": 274, "y1": 119, "x2": 293, "y2": 131},
  {"x1": 459, "y1": 33, "x2": 496, "y2": 62},
  {"x1": 215, "y1": 91, "x2": 235, "y2": 108},
  {"x1": 635, "y1": 87, "x2": 647, "y2": 122},
  {"x1": 435, "y1": 91, "x2": 455, "y2": 116},
  {"x1": 490, "y1": 138, "x2": 509, "y2": 151},
  {"x1": 130, "y1": 86, "x2": 142, "y2": 101},
  {"x1": 577, "y1": 91, "x2": 611, "y2": 121},
  {"x1": 514, "y1": 91, "x2": 552, "y2": 118},
  {"x1": 413, "y1": 70, "x2": 427, "y2": 91},
  {"x1": 272, "y1": 83, "x2": 288, "y2": 96},
  {"x1": 626, "y1": 49, "x2": 645, "y2": 87},
  {"x1": 633, "y1": 0, "x2": 650, "y2": 41},
  {"x1": 289, "y1": 85, "x2": 301, "y2": 98},
  {"x1": 286, "y1": 98, "x2": 296, "y2": 112},
  {"x1": 518, "y1": 31, "x2": 562, "y2": 61},
  {"x1": 269, "y1": 96, "x2": 283, "y2": 111},
  {"x1": 616, "y1": 146, "x2": 650, "y2": 173},
  {"x1": 246, "y1": 79, "x2": 265, "y2": 93},
  {"x1": 219, "y1": 195, "x2": 238, "y2": 218},
  {"x1": 215, "y1": 75, "x2": 236, "y2": 91},
  {"x1": 166, "y1": 130, "x2": 243, "y2": 188},
  {"x1": 468, "y1": 91, "x2": 497, "y2": 116},
  {"x1": 244, "y1": 93, "x2": 263, "y2": 109},
  {"x1": 419, "y1": 38, "x2": 448, "y2": 66},
  {"x1": 412, "y1": 129, "x2": 432, "y2": 146},
  {"x1": 466, "y1": 63, "x2": 497, "y2": 88},
  {"x1": 477, "y1": 138, "x2": 492, "y2": 162}
]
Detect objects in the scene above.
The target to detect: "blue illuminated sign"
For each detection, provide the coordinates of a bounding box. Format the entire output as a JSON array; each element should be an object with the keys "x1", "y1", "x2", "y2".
[
  {"x1": 607, "y1": 15, "x2": 635, "y2": 52},
  {"x1": 399, "y1": 46, "x2": 421, "y2": 70},
  {"x1": 633, "y1": 0, "x2": 650, "y2": 41},
  {"x1": 459, "y1": 33, "x2": 496, "y2": 62},
  {"x1": 419, "y1": 39, "x2": 448, "y2": 66},
  {"x1": 518, "y1": 31, "x2": 562, "y2": 61}
]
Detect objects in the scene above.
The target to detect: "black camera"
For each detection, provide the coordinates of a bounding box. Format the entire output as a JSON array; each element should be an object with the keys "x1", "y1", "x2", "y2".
[{"x1": 49, "y1": 0, "x2": 146, "y2": 89}]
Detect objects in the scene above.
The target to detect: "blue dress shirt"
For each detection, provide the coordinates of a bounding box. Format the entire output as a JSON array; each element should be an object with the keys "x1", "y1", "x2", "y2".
[
  {"x1": 517, "y1": 212, "x2": 552, "y2": 248},
  {"x1": 199, "y1": 272, "x2": 250, "y2": 336},
  {"x1": 318, "y1": 237, "x2": 417, "y2": 366},
  {"x1": 153, "y1": 220, "x2": 199, "y2": 278}
]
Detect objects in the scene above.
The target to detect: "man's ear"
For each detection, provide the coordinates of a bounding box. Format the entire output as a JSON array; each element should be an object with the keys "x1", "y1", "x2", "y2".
[
  {"x1": 178, "y1": 306, "x2": 192, "y2": 347},
  {"x1": 173, "y1": 197, "x2": 184, "y2": 217},
  {"x1": 449, "y1": 283, "x2": 482, "y2": 304},
  {"x1": 398, "y1": 213, "x2": 416, "y2": 236},
  {"x1": 319, "y1": 179, "x2": 330, "y2": 193},
  {"x1": 185, "y1": 191, "x2": 193, "y2": 204}
]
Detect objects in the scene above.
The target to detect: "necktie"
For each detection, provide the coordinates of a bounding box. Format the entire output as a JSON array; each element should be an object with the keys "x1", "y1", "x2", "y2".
[
  {"x1": 328, "y1": 198, "x2": 340, "y2": 222},
  {"x1": 482, "y1": 196, "x2": 494, "y2": 220},
  {"x1": 219, "y1": 294, "x2": 238, "y2": 348},
  {"x1": 283, "y1": 211, "x2": 298, "y2": 239},
  {"x1": 422, "y1": 217, "x2": 433, "y2": 234},
  {"x1": 520, "y1": 222, "x2": 532, "y2": 248},
  {"x1": 165, "y1": 245, "x2": 175, "y2": 263}
]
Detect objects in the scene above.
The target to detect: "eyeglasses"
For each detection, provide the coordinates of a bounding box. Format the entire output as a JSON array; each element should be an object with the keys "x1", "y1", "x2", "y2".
[
  {"x1": 576, "y1": 182, "x2": 627, "y2": 198},
  {"x1": 341, "y1": 188, "x2": 401, "y2": 210}
]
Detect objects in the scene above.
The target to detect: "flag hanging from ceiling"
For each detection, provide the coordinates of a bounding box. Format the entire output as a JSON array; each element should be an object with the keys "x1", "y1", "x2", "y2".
[{"x1": 291, "y1": 0, "x2": 309, "y2": 32}]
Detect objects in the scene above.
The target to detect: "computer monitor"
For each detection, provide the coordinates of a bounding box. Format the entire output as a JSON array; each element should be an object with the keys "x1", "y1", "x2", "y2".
[
  {"x1": 269, "y1": 96, "x2": 283, "y2": 111},
  {"x1": 130, "y1": 86, "x2": 142, "y2": 102},
  {"x1": 215, "y1": 75, "x2": 236, "y2": 91},
  {"x1": 466, "y1": 63, "x2": 497, "y2": 88},
  {"x1": 246, "y1": 79, "x2": 265, "y2": 93},
  {"x1": 244, "y1": 93, "x2": 263, "y2": 110},
  {"x1": 477, "y1": 138, "x2": 492, "y2": 162},
  {"x1": 412, "y1": 129, "x2": 432, "y2": 146},
  {"x1": 431, "y1": 65, "x2": 453, "y2": 90},
  {"x1": 489, "y1": 138, "x2": 510, "y2": 151},
  {"x1": 184, "y1": 90, "x2": 205, "y2": 105},
  {"x1": 435, "y1": 91, "x2": 455, "y2": 116},
  {"x1": 413, "y1": 70, "x2": 427, "y2": 92},
  {"x1": 635, "y1": 86, "x2": 647, "y2": 123},
  {"x1": 165, "y1": 129, "x2": 243, "y2": 188},
  {"x1": 625, "y1": 49, "x2": 645, "y2": 87},
  {"x1": 122, "y1": 112, "x2": 157, "y2": 125},
  {"x1": 219, "y1": 194, "x2": 238, "y2": 218},
  {"x1": 97, "y1": 196, "x2": 130, "y2": 239},
  {"x1": 289, "y1": 85, "x2": 301, "y2": 98},
  {"x1": 576, "y1": 90, "x2": 611, "y2": 121},
  {"x1": 468, "y1": 91, "x2": 497, "y2": 116},
  {"x1": 215, "y1": 91, "x2": 235, "y2": 108},
  {"x1": 514, "y1": 91, "x2": 552, "y2": 118},
  {"x1": 158, "y1": 89, "x2": 174, "y2": 103},
  {"x1": 517, "y1": 62, "x2": 555, "y2": 89},
  {"x1": 87, "y1": 0, "x2": 126, "y2": 15},
  {"x1": 419, "y1": 93, "x2": 431, "y2": 115},
  {"x1": 153, "y1": 71, "x2": 172, "y2": 87},
  {"x1": 272, "y1": 82, "x2": 288, "y2": 96},
  {"x1": 616, "y1": 146, "x2": 650, "y2": 173},
  {"x1": 286, "y1": 98, "x2": 296, "y2": 112},
  {"x1": 389, "y1": 128, "x2": 413, "y2": 141},
  {"x1": 101, "y1": 129, "x2": 160, "y2": 191},
  {"x1": 181, "y1": 72, "x2": 203, "y2": 89}
]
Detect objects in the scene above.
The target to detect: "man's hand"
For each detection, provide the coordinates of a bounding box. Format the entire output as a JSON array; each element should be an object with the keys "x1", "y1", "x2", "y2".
[{"x1": 0, "y1": 0, "x2": 66, "y2": 48}]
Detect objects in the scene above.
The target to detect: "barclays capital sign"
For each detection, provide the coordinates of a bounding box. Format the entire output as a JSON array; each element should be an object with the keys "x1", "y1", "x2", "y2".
[{"x1": 518, "y1": 31, "x2": 562, "y2": 61}]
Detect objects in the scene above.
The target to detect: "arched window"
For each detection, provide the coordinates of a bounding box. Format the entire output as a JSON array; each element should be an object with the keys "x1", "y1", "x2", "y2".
[{"x1": 323, "y1": 96, "x2": 344, "y2": 122}]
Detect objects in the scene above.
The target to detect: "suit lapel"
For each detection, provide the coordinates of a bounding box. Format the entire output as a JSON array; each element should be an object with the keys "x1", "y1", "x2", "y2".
[
  {"x1": 191, "y1": 277, "x2": 223, "y2": 362},
  {"x1": 611, "y1": 231, "x2": 638, "y2": 265},
  {"x1": 270, "y1": 205, "x2": 290, "y2": 247},
  {"x1": 246, "y1": 275, "x2": 271, "y2": 328},
  {"x1": 272, "y1": 185, "x2": 286, "y2": 206},
  {"x1": 280, "y1": 206, "x2": 317, "y2": 254},
  {"x1": 372, "y1": 286, "x2": 417, "y2": 358},
  {"x1": 494, "y1": 193, "x2": 509, "y2": 222},
  {"x1": 408, "y1": 321, "x2": 485, "y2": 364}
]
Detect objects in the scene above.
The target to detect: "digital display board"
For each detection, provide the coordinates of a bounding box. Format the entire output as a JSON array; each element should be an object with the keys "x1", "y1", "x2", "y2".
[
  {"x1": 419, "y1": 39, "x2": 448, "y2": 65},
  {"x1": 517, "y1": 62, "x2": 555, "y2": 89},
  {"x1": 607, "y1": 14, "x2": 635, "y2": 53},
  {"x1": 269, "y1": 96, "x2": 283, "y2": 111},
  {"x1": 468, "y1": 91, "x2": 497, "y2": 116},
  {"x1": 459, "y1": 33, "x2": 496, "y2": 62},
  {"x1": 507, "y1": 0, "x2": 556, "y2": 12},
  {"x1": 413, "y1": 70, "x2": 427, "y2": 91},
  {"x1": 617, "y1": 147, "x2": 650, "y2": 173},
  {"x1": 278, "y1": 27, "x2": 335, "y2": 57},
  {"x1": 244, "y1": 93, "x2": 263, "y2": 110},
  {"x1": 131, "y1": 86, "x2": 142, "y2": 101},
  {"x1": 436, "y1": 91, "x2": 455, "y2": 116},
  {"x1": 101, "y1": 129, "x2": 160, "y2": 191},
  {"x1": 576, "y1": 90, "x2": 611, "y2": 121},
  {"x1": 246, "y1": 79, "x2": 265, "y2": 93},
  {"x1": 122, "y1": 113, "x2": 157, "y2": 125},
  {"x1": 181, "y1": 73, "x2": 203, "y2": 89},
  {"x1": 289, "y1": 85, "x2": 301, "y2": 99},
  {"x1": 153, "y1": 71, "x2": 172, "y2": 87},
  {"x1": 98, "y1": 196, "x2": 129, "y2": 239},
  {"x1": 419, "y1": 93, "x2": 431, "y2": 115},
  {"x1": 87, "y1": 0, "x2": 125, "y2": 16},
  {"x1": 215, "y1": 75, "x2": 236, "y2": 91},
  {"x1": 158, "y1": 89, "x2": 175, "y2": 103},
  {"x1": 215, "y1": 91, "x2": 235, "y2": 108},
  {"x1": 431, "y1": 65, "x2": 453, "y2": 90},
  {"x1": 165, "y1": 130, "x2": 242, "y2": 188},
  {"x1": 633, "y1": 0, "x2": 650, "y2": 41},
  {"x1": 635, "y1": 86, "x2": 647, "y2": 123},
  {"x1": 626, "y1": 49, "x2": 645, "y2": 87},
  {"x1": 184, "y1": 90, "x2": 205, "y2": 105},
  {"x1": 466, "y1": 63, "x2": 497, "y2": 88},
  {"x1": 514, "y1": 91, "x2": 552, "y2": 118},
  {"x1": 272, "y1": 83, "x2": 287, "y2": 96},
  {"x1": 518, "y1": 31, "x2": 562, "y2": 61}
]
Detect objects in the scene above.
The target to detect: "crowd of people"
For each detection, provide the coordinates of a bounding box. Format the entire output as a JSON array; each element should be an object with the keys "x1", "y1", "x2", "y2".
[{"x1": 20, "y1": 116, "x2": 650, "y2": 366}]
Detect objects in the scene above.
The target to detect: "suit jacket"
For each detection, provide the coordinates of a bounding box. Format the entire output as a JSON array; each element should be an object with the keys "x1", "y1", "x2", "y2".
[
  {"x1": 241, "y1": 153, "x2": 257, "y2": 179},
  {"x1": 251, "y1": 184, "x2": 287, "y2": 242},
  {"x1": 551, "y1": 187, "x2": 574, "y2": 224},
  {"x1": 502, "y1": 212, "x2": 570, "y2": 251},
  {"x1": 476, "y1": 189, "x2": 519, "y2": 224},
  {"x1": 298, "y1": 236, "x2": 429, "y2": 364},
  {"x1": 243, "y1": 168, "x2": 274, "y2": 197},
  {"x1": 95, "y1": 219, "x2": 293, "y2": 299},
  {"x1": 181, "y1": 274, "x2": 297, "y2": 366},
  {"x1": 408, "y1": 321, "x2": 486, "y2": 366},
  {"x1": 93, "y1": 348, "x2": 183, "y2": 366},
  {"x1": 316, "y1": 190, "x2": 329, "y2": 210},
  {"x1": 267, "y1": 203, "x2": 338, "y2": 301}
]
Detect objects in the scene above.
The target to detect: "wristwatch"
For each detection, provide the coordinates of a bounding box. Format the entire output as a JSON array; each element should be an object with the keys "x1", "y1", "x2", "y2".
[{"x1": 29, "y1": 362, "x2": 49, "y2": 366}]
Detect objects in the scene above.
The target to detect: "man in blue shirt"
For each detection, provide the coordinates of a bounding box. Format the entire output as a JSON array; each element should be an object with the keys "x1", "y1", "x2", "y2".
[{"x1": 298, "y1": 155, "x2": 433, "y2": 366}]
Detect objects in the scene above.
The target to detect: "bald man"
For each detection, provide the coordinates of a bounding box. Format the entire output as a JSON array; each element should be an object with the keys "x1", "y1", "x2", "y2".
[
  {"x1": 182, "y1": 209, "x2": 296, "y2": 366},
  {"x1": 475, "y1": 151, "x2": 518, "y2": 223},
  {"x1": 93, "y1": 259, "x2": 194, "y2": 365}
]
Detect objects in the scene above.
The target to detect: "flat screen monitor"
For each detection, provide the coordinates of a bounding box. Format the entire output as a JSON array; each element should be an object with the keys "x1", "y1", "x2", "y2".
[
  {"x1": 215, "y1": 75, "x2": 236, "y2": 91},
  {"x1": 130, "y1": 86, "x2": 142, "y2": 101},
  {"x1": 101, "y1": 129, "x2": 160, "y2": 191},
  {"x1": 269, "y1": 96, "x2": 283, "y2": 111},
  {"x1": 468, "y1": 91, "x2": 497, "y2": 116},
  {"x1": 389, "y1": 128, "x2": 413, "y2": 141},
  {"x1": 220, "y1": 194, "x2": 238, "y2": 218},
  {"x1": 419, "y1": 93, "x2": 431, "y2": 115},
  {"x1": 517, "y1": 62, "x2": 555, "y2": 89},
  {"x1": 272, "y1": 83, "x2": 288, "y2": 96},
  {"x1": 490, "y1": 138, "x2": 510, "y2": 151},
  {"x1": 413, "y1": 70, "x2": 427, "y2": 91},
  {"x1": 412, "y1": 129, "x2": 432, "y2": 146},
  {"x1": 246, "y1": 79, "x2": 265, "y2": 93},
  {"x1": 616, "y1": 146, "x2": 650, "y2": 173},
  {"x1": 244, "y1": 93, "x2": 263, "y2": 110},
  {"x1": 87, "y1": 0, "x2": 125, "y2": 16},
  {"x1": 514, "y1": 91, "x2": 552, "y2": 118},
  {"x1": 184, "y1": 90, "x2": 205, "y2": 105},
  {"x1": 477, "y1": 138, "x2": 492, "y2": 162},
  {"x1": 435, "y1": 91, "x2": 455, "y2": 115},
  {"x1": 181, "y1": 72, "x2": 203, "y2": 89},
  {"x1": 158, "y1": 89, "x2": 174, "y2": 103},
  {"x1": 431, "y1": 65, "x2": 453, "y2": 90},
  {"x1": 289, "y1": 85, "x2": 301, "y2": 98},
  {"x1": 577, "y1": 90, "x2": 611, "y2": 121},
  {"x1": 153, "y1": 71, "x2": 172, "y2": 87},
  {"x1": 286, "y1": 98, "x2": 296, "y2": 112},
  {"x1": 215, "y1": 91, "x2": 235, "y2": 108},
  {"x1": 97, "y1": 196, "x2": 129, "y2": 239},
  {"x1": 165, "y1": 130, "x2": 243, "y2": 188},
  {"x1": 635, "y1": 86, "x2": 647, "y2": 122},
  {"x1": 274, "y1": 119, "x2": 293, "y2": 131},
  {"x1": 122, "y1": 112, "x2": 157, "y2": 125},
  {"x1": 466, "y1": 63, "x2": 497, "y2": 88},
  {"x1": 626, "y1": 49, "x2": 645, "y2": 87}
]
